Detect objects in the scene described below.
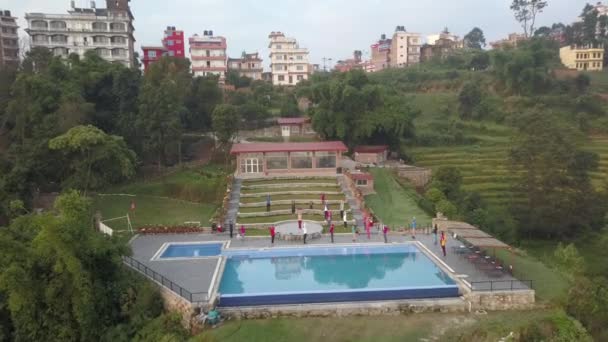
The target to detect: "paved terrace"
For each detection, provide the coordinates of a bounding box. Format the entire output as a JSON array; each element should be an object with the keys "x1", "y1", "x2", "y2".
[{"x1": 129, "y1": 230, "x2": 530, "y2": 302}]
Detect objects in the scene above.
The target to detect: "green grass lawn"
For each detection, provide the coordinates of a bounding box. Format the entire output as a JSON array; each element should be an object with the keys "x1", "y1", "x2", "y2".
[
  {"x1": 93, "y1": 194, "x2": 216, "y2": 230},
  {"x1": 585, "y1": 135, "x2": 608, "y2": 189},
  {"x1": 243, "y1": 178, "x2": 337, "y2": 186},
  {"x1": 239, "y1": 202, "x2": 350, "y2": 213},
  {"x1": 241, "y1": 194, "x2": 345, "y2": 204},
  {"x1": 241, "y1": 186, "x2": 342, "y2": 194},
  {"x1": 193, "y1": 310, "x2": 573, "y2": 342},
  {"x1": 365, "y1": 168, "x2": 432, "y2": 228}
]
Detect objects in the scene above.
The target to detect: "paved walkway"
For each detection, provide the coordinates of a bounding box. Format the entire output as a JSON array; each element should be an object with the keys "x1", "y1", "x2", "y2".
[
  {"x1": 276, "y1": 221, "x2": 322, "y2": 236},
  {"x1": 223, "y1": 178, "x2": 242, "y2": 227},
  {"x1": 338, "y1": 175, "x2": 364, "y2": 227}
]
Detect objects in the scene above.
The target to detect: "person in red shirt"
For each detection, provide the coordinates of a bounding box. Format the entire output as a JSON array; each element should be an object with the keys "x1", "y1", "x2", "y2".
[
  {"x1": 383, "y1": 225, "x2": 389, "y2": 243},
  {"x1": 329, "y1": 223, "x2": 335, "y2": 243},
  {"x1": 269, "y1": 225, "x2": 276, "y2": 245}
]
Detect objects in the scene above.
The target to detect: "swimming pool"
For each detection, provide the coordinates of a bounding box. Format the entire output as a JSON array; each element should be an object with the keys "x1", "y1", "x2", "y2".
[
  {"x1": 218, "y1": 244, "x2": 459, "y2": 306},
  {"x1": 158, "y1": 242, "x2": 223, "y2": 259}
]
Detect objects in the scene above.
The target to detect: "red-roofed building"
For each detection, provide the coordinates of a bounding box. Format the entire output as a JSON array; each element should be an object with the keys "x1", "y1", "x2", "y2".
[
  {"x1": 230, "y1": 141, "x2": 347, "y2": 177},
  {"x1": 277, "y1": 117, "x2": 312, "y2": 137},
  {"x1": 141, "y1": 46, "x2": 167, "y2": 71},
  {"x1": 353, "y1": 145, "x2": 389, "y2": 164}
]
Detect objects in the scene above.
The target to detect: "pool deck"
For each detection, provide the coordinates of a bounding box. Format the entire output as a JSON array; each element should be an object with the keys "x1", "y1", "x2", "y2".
[{"x1": 129, "y1": 230, "x2": 529, "y2": 304}]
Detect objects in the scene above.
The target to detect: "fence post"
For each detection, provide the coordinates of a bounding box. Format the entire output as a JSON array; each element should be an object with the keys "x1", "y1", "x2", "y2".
[{"x1": 490, "y1": 281, "x2": 493, "y2": 291}]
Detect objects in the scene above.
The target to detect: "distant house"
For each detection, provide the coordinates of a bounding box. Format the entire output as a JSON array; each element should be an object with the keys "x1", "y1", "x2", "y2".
[
  {"x1": 230, "y1": 141, "x2": 348, "y2": 177},
  {"x1": 349, "y1": 172, "x2": 374, "y2": 192},
  {"x1": 560, "y1": 44, "x2": 604, "y2": 71},
  {"x1": 353, "y1": 145, "x2": 389, "y2": 164},
  {"x1": 277, "y1": 117, "x2": 312, "y2": 137}
]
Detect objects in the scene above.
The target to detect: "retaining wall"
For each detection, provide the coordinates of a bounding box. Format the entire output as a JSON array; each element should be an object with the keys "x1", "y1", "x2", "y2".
[{"x1": 464, "y1": 290, "x2": 536, "y2": 311}]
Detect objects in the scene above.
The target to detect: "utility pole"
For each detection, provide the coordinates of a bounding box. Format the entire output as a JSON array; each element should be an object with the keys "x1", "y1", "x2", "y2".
[{"x1": 322, "y1": 57, "x2": 333, "y2": 72}]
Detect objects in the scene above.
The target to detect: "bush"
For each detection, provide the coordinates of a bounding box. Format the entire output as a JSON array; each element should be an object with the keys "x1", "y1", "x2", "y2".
[
  {"x1": 424, "y1": 187, "x2": 446, "y2": 204},
  {"x1": 436, "y1": 199, "x2": 457, "y2": 219}
]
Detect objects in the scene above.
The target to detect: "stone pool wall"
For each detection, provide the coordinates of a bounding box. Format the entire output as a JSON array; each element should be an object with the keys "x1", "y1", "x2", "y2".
[{"x1": 464, "y1": 290, "x2": 536, "y2": 311}]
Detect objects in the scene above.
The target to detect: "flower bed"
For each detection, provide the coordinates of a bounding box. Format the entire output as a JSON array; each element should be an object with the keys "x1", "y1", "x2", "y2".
[{"x1": 138, "y1": 225, "x2": 207, "y2": 234}]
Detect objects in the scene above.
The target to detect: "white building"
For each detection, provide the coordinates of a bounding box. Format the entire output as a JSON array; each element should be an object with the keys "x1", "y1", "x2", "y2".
[
  {"x1": 25, "y1": 0, "x2": 135, "y2": 67},
  {"x1": 390, "y1": 26, "x2": 422, "y2": 67},
  {"x1": 268, "y1": 31, "x2": 310, "y2": 86},
  {"x1": 427, "y1": 28, "x2": 460, "y2": 45},
  {"x1": 189, "y1": 30, "x2": 227, "y2": 78}
]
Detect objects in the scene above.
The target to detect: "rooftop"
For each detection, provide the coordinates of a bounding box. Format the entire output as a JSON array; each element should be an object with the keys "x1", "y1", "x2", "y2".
[
  {"x1": 350, "y1": 172, "x2": 374, "y2": 181},
  {"x1": 277, "y1": 117, "x2": 310, "y2": 125},
  {"x1": 354, "y1": 145, "x2": 389, "y2": 153},
  {"x1": 231, "y1": 141, "x2": 347, "y2": 154}
]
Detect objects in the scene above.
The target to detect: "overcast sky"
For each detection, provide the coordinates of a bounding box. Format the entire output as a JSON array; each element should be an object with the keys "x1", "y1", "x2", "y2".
[{"x1": 5, "y1": 0, "x2": 588, "y2": 68}]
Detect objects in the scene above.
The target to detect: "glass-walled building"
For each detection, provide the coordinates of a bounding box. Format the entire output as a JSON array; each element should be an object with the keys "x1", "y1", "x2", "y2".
[{"x1": 230, "y1": 142, "x2": 347, "y2": 177}]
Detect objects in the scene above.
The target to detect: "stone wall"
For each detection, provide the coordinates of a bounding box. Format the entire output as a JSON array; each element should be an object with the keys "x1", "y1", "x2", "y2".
[
  {"x1": 158, "y1": 285, "x2": 198, "y2": 329},
  {"x1": 397, "y1": 165, "x2": 432, "y2": 187},
  {"x1": 464, "y1": 290, "x2": 536, "y2": 311},
  {"x1": 220, "y1": 298, "x2": 467, "y2": 319}
]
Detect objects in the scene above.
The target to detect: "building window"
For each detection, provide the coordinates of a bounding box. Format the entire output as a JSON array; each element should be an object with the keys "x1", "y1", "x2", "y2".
[
  {"x1": 50, "y1": 21, "x2": 67, "y2": 30},
  {"x1": 112, "y1": 48, "x2": 126, "y2": 57},
  {"x1": 206, "y1": 50, "x2": 210, "y2": 57},
  {"x1": 176, "y1": 40, "x2": 181, "y2": 44},
  {"x1": 168, "y1": 51, "x2": 175, "y2": 56},
  {"x1": 278, "y1": 75, "x2": 285, "y2": 81},
  {"x1": 31, "y1": 20, "x2": 48, "y2": 29},
  {"x1": 92, "y1": 22, "x2": 107, "y2": 31},
  {"x1": 93, "y1": 36, "x2": 108, "y2": 44},
  {"x1": 32, "y1": 35, "x2": 48, "y2": 43},
  {"x1": 356, "y1": 179, "x2": 368, "y2": 186},
  {"x1": 148, "y1": 50, "x2": 157, "y2": 58},
  {"x1": 276, "y1": 44, "x2": 282, "y2": 49},
  {"x1": 266, "y1": 152, "x2": 288, "y2": 170},
  {"x1": 111, "y1": 36, "x2": 126, "y2": 44},
  {"x1": 297, "y1": 75, "x2": 304, "y2": 81},
  {"x1": 50, "y1": 34, "x2": 68, "y2": 43},
  {"x1": 296, "y1": 65, "x2": 304, "y2": 70},
  {"x1": 296, "y1": 55, "x2": 303, "y2": 60},
  {"x1": 166, "y1": 40, "x2": 174, "y2": 46},
  {"x1": 110, "y1": 23, "x2": 126, "y2": 32},
  {"x1": 315, "y1": 152, "x2": 336, "y2": 168},
  {"x1": 291, "y1": 152, "x2": 313, "y2": 169}
]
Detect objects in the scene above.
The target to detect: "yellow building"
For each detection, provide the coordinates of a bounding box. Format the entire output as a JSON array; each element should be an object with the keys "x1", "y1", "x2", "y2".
[{"x1": 559, "y1": 45, "x2": 604, "y2": 71}]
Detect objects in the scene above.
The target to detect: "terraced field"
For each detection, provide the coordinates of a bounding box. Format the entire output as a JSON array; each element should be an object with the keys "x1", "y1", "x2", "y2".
[{"x1": 586, "y1": 135, "x2": 608, "y2": 189}]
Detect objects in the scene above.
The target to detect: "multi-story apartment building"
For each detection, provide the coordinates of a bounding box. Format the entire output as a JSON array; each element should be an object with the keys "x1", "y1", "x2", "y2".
[
  {"x1": 490, "y1": 33, "x2": 527, "y2": 50},
  {"x1": 390, "y1": 26, "x2": 422, "y2": 67},
  {"x1": 370, "y1": 34, "x2": 391, "y2": 72},
  {"x1": 163, "y1": 26, "x2": 184, "y2": 58},
  {"x1": 189, "y1": 30, "x2": 227, "y2": 78},
  {"x1": 228, "y1": 52, "x2": 263, "y2": 80},
  {"x1": 25, "y1": 0, "x2": 135, "y2": 67},
  {"x1": 560, "y1": 44, "x2": 604, "y2": 71},
  {"x1": 141, "y1": 26, "x2": 185, "y2": 72},
  {"x1": 268, "y1": 31, "x2": 310, "y2": 86},
  {"x1": 0, "y1": 10, "x2": 19, "y2": 68},
  {"x1": 141, "y1": 46, "x2": 166, "y2": 71},
  {"x1": 420, "y1": 29, "x2": 464, "y2": 63}
]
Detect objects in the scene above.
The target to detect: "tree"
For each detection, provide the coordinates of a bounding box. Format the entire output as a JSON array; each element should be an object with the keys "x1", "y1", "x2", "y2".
[
  {"x1": 510, "y1": 0, "x2": 549, "y2": 38},
  {"x1": 49, "y1": 125, "x2": 136, "y2": 194},
  {"x1": 431, "y1": 167, "x2": 462, "y2": 201},
  {"x1": 212, "y1": 104, "x2": 241, "y2": 147},
  {"x1": 185, "y1": 76, "x2": 223, "y2": 131},
  {"x1": 137, "y1": 57, "x2": 191, "y2": 168},
  {"x1": 509, "y1": 108, "x2": 603, "y2": 238},
  {"x1": 463, "y1": 27, "x2": 486, "y2": 49},
  {"x1": 279, "y1": 95, "x2": 301, "y2": 117},
  {"x1": 458, "y1": 82, "x2": 483, "y2": 119},
  {"x1": 469, "y1": 51, "x2": 490, "y2": 70}
]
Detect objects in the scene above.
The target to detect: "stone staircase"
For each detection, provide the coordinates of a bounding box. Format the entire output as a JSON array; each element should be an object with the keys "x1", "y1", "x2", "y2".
[
  {"x1": 338, "y1": 175, "x2": 364, "y2": 228},
  {"x1": 224, "y1": 178, "x2": 242, "y2": 227}
]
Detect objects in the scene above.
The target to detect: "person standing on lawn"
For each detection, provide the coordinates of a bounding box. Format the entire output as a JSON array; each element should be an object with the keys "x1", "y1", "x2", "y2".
[
  {"x1": 339, "y1": 200, "x2": 344, "y2": 219},
  {"x1": 291, "y1": 200, "x2": 296, "y2": 214},
  {"x1": 302, "y1": 223, "x2": 308, "y2": 244},
  {"x1": 266, "y1": 194, "x2": 271, "y2": 212},
  {"x1": 352, "y1": 224, "x2": 358, "y2": 242},
  {"x1": 383, "y1": 225, "x2": 389, "y2": 243},
  {"x1": 269, "y1": 225, "x2": 276, "y2": 245},
  {"x1": 240, "y1": 225, "x2": 246, "y2": 239},
  {"x1": 229, "y1": 221, "x2": 234, "y2": 238},
  {"x1": 329, "y1": 223, "x2": 335, "y2": 243},
  {"x1": 321, "y1": 193, "x2": 326, "y2": 205},
  {"x1": 410, "y1": 217, "x2": 417, "y2": 239},
  {"x1": 297, "y1": 210, "x2": 303, "y2": 229},
  {"x1": 440, "y1": 231, "x2": 447, "y2": 257},
  {"x1": 343, "y1": 211, "x2": 348, "y2": 228},
  {"x1": 433, "y1": 224, "x2": 438, "y2": 245}
]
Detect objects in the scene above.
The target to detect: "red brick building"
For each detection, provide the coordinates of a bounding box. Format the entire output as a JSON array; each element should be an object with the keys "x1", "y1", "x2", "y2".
[{"x1": 230, "y1": 141, "x2": 347, "y2": 177}]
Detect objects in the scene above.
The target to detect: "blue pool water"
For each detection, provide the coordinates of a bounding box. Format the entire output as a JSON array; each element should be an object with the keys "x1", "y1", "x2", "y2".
[
  {"x1": 160, "y1": 243, "x2": 223, "y2": 258},
  {"x1": 218, "y1": 245, "x2": 459, "y2": 306}
]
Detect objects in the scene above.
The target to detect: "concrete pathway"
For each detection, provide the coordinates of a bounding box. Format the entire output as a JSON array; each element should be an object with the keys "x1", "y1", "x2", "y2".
[
  {"x1": 338, "y1": 175, "x2": 364, "y2": 228},
  {"x1": 224, "y1": 178, "x2": 242, "y2": 228}
]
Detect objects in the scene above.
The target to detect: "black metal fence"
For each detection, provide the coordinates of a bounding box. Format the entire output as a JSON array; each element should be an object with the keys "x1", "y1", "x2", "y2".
[
  {"x1": 122, "y1": 256, "x2": 208, "y2": 303},
  {"x1": 470, "y1": 280, "x2": 533, "y2": 292}
]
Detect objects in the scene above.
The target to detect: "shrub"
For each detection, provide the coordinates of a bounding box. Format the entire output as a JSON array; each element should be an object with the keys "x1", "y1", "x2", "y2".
[
  {"x1": 424, "y1": 188, "x2": 446, "y2": 204},
  {"x1": 436, "y1": 199, "x2": 457, "y2": 219}
]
